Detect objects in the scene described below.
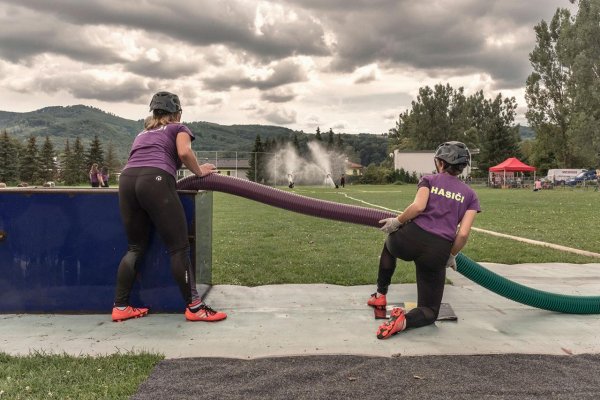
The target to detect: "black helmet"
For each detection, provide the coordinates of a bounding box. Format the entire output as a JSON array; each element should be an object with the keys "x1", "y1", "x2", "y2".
[
  {"x1": 149, "y1": 91, "x2": 182, "y2": 113},
  {"x1": 434, "y1": 141, "x2": 470, "y2": 166}
]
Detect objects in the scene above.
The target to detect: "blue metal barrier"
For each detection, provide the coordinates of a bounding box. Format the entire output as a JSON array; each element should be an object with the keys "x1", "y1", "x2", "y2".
[{"x1": 0, "y1": 188, "x2": 211, "y2": 313}]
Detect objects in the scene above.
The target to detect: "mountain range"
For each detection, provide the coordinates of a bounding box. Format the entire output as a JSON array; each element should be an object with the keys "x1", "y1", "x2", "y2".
[{"x1": 0, "y1": 105, "x2": 303, "y2": 161}]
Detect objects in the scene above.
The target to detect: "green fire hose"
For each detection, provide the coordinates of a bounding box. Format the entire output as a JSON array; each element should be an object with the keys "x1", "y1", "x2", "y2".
[{"x1": 456, "y1": 253, "x2": 600, "y2": 314}]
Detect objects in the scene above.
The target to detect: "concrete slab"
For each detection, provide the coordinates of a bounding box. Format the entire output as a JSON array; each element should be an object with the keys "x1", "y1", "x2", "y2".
[{"x1": 1, "y1": 263, "x2": 600, "y2": 359}]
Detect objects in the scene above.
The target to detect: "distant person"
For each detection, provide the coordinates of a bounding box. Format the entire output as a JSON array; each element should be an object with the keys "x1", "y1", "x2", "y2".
[
  {"x1": 596, "y1": 168, "x2": 600, "y2": 191},
  {"x1": 112, "y1": 91, "x2": 227, "y2": 323},
  {"x1": 89, "y1": 163, "x2": 104, "y2": 188},
  {"x1": 533, "y1": 179, "x2": 542, "y2": 192},
  {"x1": 101, "y1": 166, "x2": 110, "y2": 188},
  {"x1": 340, "y1": 174, "x2": 345, "y2": 188},
  {"x1": 369, "y1": 141, "x2": 480, "y2": 339}
]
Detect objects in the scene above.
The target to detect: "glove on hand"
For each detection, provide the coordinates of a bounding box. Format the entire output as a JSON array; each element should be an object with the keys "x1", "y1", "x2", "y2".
[
  {"x1": 446, "y1": 253, "x2": 457, "y2": 270},
  {"x1": 378, "y1": 217, "x2": 402, "y2": 234}
]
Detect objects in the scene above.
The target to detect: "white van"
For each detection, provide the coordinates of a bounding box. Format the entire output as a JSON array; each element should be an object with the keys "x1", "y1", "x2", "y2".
[{"x1": 546, "y1": 169, "x2": 585, "y2": 183}]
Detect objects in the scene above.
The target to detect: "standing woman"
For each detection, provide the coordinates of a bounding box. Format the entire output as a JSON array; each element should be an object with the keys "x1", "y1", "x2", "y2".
[
  {"x1": 89, "y1": 163, "x2": 103, "y2": 187},
  {"x1": 112, "y1": 91, "x2": 227, "y2": 323},
  {"x1": 369, "y1": 141, "x2": 480, "y2": 339}
]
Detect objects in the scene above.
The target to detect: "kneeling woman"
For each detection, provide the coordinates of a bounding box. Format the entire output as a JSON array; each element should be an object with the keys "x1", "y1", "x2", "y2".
[{"x1": 369, "y1": 141, "x2": 480, "y2": 339}]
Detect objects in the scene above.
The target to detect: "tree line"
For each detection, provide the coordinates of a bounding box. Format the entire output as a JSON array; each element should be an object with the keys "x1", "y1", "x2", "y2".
[
  {"x1": 0, "y1": 130, "x2": 120, "y2": 186},
  {"x1": 390, "y1": 0, "x2": 599, "y2": 175}
]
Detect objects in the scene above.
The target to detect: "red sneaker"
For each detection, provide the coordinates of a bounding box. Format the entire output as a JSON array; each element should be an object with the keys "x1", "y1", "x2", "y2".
[
  {"x1": 367, "y1": 292, "x2": 387, "y2": 307},
  {"x1": 112, "y1": 306, "x2": 149, "y2": 322},
  {"x1": 376, "y1": 307, "x2": 406, "y2": 339},
  {"x1": 185, "y1": 303, "x2": 227, "y2": 322}
]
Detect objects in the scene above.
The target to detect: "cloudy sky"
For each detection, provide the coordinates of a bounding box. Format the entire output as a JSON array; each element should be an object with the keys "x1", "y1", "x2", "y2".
[{"x1": 0, "y1": 0, "x2": 575, "y2": 134}]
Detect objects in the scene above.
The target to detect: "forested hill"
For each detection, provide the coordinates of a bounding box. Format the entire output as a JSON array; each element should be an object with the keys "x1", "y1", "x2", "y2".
[
  {"x1": 0, "y1": 106, "x2": 302, "y2": 159},
  {"x1": 0, "y1": 105, "x2": 388, "y2": 165},
  {"x1": 518, "y1": 125, "x2": 535, "y2": 140},
  {"x1": 0, "y1": 105, "x2": 142, "y2": 159}
]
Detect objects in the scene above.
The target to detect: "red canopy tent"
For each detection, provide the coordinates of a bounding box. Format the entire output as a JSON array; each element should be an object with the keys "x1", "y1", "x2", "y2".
[{"x1": 488, "y1": 158, "x2": 536, "y2": 188}]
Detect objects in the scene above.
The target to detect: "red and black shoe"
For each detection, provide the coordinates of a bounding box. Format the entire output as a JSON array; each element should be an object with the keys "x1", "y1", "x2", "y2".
[
  {"x1": 185, "y1": 303, "x2": 227, "y2": 322},
  {"x1": 112, "y1": 306, "x2": 149, "y2": 322},
  {"x1": 376, "y1": 307, "x2": 406, "y2": 339},
  {"x1": 367, "y1": 292, "x2": 387, "y2": 307}
]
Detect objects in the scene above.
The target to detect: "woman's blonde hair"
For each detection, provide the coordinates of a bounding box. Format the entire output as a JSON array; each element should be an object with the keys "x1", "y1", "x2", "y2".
[
  {"x1": 90, "y1": 163, "x2": 99, "y2": 173},
  {"x1": 144, "y1": 110, "x2": 181, "y2": 130}
]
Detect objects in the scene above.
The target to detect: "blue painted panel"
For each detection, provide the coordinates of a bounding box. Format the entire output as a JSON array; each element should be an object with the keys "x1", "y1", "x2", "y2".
[{"x1": 0, "y1": 189, "x2": 197, "y2": 313}]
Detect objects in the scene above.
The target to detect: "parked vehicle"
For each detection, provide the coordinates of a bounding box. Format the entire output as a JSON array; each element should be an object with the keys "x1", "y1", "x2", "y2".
[
  {"x1": 565, "y1": 169, "x2": 597, "y2": 186},
  {"x1": 546, "y1": 169, "x2": 585, "y2": 184}
]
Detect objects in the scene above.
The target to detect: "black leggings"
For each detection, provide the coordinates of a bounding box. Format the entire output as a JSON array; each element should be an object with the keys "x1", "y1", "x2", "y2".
[
  {"x1": 377, "y1": 222, "x2": 452, "y2": 329},
  {"x1": 113, "y1": 167, "x2": 199, "y2": 307}
]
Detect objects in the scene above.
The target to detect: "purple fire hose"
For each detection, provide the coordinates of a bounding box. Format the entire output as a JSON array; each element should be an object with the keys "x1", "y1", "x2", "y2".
[
  {"x1": 177, "y1": 174, "x2": 395, "y2": 227},
  {"x1": 177, "y1": 173, "x2": 600, "y2": 314}
]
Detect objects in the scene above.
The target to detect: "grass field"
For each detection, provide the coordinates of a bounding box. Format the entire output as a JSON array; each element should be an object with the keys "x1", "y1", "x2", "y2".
[
  {"x1": 0, "y1": 352, "x2": 163, "y2": 399},
  {"x1": 1, "y1": 183, "x2": 598, "y2": 399},
  {"x1": 212, "y1": 183, "x2": 599, "y2": 286}
]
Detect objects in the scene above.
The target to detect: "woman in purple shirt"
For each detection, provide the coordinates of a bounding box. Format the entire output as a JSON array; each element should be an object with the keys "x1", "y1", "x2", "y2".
[
  {"x1": 368, "y1": 141, "x2": 480, "y2": 339},
  {"x1": 89, "y1": 163, "x2": 103, "y2": 187},
  {"x1": 112, "y1": 91, "x2": 227, "y2": 323}
]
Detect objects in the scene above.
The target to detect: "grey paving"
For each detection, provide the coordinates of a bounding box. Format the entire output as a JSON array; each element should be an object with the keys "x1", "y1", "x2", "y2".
[{"x1": 1, "y1": 262, "x2": 600, "y2": 359}]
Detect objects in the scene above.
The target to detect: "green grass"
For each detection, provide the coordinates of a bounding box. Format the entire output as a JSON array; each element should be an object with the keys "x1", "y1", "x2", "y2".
[
  {"x1": 0, "y1": 351, "x2": 163, "y2": 400},
  {"x1": 212, "y1": 184, "x2": 600, "y2": 286},
  {"x1": 1, "y1": 183, "x2": 598, "y2": 397}
]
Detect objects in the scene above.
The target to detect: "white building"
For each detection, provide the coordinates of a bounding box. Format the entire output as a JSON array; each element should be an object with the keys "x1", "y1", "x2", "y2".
[
  {"x1": 393, "y1": 149, "x2": 474, "y2": 178},
  {"x1": 177, "y1": 158, "x2": 251, "y2": 180}
]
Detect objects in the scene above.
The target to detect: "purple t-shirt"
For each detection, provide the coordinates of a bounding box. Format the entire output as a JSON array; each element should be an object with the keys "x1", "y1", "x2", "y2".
[
  {"x1": 413, "y1": 173, "x2": 481, "y2": 241},
  {"x1": 124, "y1": 123, "x2": 194, "y2": 177}
]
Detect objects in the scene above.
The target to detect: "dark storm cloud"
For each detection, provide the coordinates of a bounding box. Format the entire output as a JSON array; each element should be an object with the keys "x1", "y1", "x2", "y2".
[
  {"x1": 285, "y1": 0, "x2": 572, "y2": 89},
  {"x1": 33, "y1": 74, "x2": 154, "y2": 102},
  {"x1": 261, "y1": 87, "x2": 297, "y2": 103},
  {"x1": 262, "y1": 108, "x2": 297, "y2": 124},
  {"x1": 0, "y1": 10, "x2": 124, "y2": 64},
  {"x1": 339, "y1": 91, "x2": 414, "y2": 112},
  {"x1": 205, "y1": 98, "x2": 224, "y2": 106},
  {"x1": 125, "y1": 58, "x2": 200, "y2": 79},
  {"x1": 2, "y1": 0, "x2": 330, "y2": 62},
  {"x1": 203, "y1": 60, "x2": 307, "y2": 91},
  {"x1": 0, "y1": 0, "x2": 576, "y2": 111}
]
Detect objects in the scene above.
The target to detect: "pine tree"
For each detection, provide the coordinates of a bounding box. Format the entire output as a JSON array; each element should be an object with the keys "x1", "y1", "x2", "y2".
[
  {"x1": 61, "y1": 139, "x2": 81, "y2": 185},
  {"x1": 73, "y1": 137, "x2": 88, "y2": 184},
  {"x1": 38, "y1": 136, "x2": 57, "y2": 183},
  {"x1": 247, "y1": 135, "x2": 264, "y2": 182},
  {"x1": 327, "y1": 128, "x2": 335, "y2": 150},
  {"x1": 104, "y1": 141, "x2": 120, "y2": 185},
  {"x1": 0, "y1": 130, "x2": 20, "y2": 184},
  {"x1": 315, "y1": 127, "x2": 322, "y2": 141},
  {"x1": 86, "y1": 134, "x2": 104, "y2": 168},
  {"x1": 292, "y1": 133, "x2": 301, "y2": 152},
  {"x1": 19, "y1": 136, "x2": 39, "y2": 184},
  {"x1": 335, "y1": 133, "x2": 344, "y2": 150}
]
